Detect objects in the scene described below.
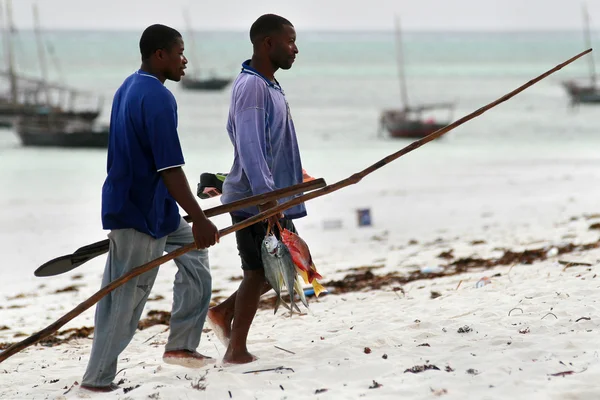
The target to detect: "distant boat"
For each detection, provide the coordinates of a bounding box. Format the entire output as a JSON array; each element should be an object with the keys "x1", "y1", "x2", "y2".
[
  {"x1": 380, "y1": 105, "x2": 454, "y2": 139},
  {"x1": 181, "y1": 75, "x2": 231, "y2": 91},
  {"x1": 0, "y1": 1, "x2": 102, "y2": 127},
  {"x1": 562, "y1": 80, "x2": 600, "y2": 103},
  {"x1": 0, "y1": 1, "x2": 104, "y2": 143},
  {"x1": 180, "y1": 9, "x2": 232, "y2": 92},
  {"x1": 15, "y1": 114, "x2": 108, "y2": 148},
  {"x1": 562, "y1": 4, "x2": 600, "y2": 104},
  {"x1": 378, "y1": 16, "x2": 454, "y2": 139}
]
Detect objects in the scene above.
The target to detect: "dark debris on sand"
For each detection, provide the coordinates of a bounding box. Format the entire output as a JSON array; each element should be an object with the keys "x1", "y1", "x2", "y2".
[
  {"x1": 404, "y1": 364, "x2": 440, "y2": 374},
  {"x1": 368, "y1": 380, "x2": 383, "y2": 389},
  {"x1": 451, "y1": 239, "x2": 600, "y2": 273},
  {"x1": 38, "y1": 326, "x2": 94, "y2": 347},
  {"x1": 255, "y1": 238, "x2": 600, "y2": 310},
  {"x1": 321, "y1": 238, "x2": 600, "y2": 297},
  {"x1": 457, "y1": 326, "x2": 472, "y2": 334},
  {"x1": 53, "y1": 285, "x2": 82, "y2": 294},
  {"x1": 138, "y1": 310, "x2": 171, "y2": 330},
  {"x1": 437, "y1": 250, "x2": 454, "y2": 260},
  {"x1": 2, "y1": 310, "x2": 175, "y2": 350}
]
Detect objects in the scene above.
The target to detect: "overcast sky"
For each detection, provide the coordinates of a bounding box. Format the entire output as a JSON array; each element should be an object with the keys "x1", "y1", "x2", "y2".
[{"x1": 5, "y1": 0, "x2": 600, "y2": 32}]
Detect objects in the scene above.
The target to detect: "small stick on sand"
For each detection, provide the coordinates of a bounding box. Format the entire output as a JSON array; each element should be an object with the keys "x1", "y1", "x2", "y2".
[
  {"x1": 508, "y1": 307, "x2": 524, "y2": 316},
  {"x1": 274, "y1": 346, "x2": 296, "y2": 355},
  {"x1": 541, "y1": 312, "x2": 558, "y2": 320},
  {"x1": 243, "y1": 366, "x2": 295, "y2": 374}
]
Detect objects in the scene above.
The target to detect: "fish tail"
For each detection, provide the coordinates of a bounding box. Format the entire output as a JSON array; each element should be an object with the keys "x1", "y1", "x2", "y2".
[
  {"x1": 294, "y1": 275, "x2": 310, "y2": 309},
  {"x1": 311, "y1": 279, "x2": 328, "y2": 297},
  {"x1": 297, "y1": 268, "x2": 310, "y2": 284},
  {"x1": 307, "y1": 263, "x2": 323, "y2": 283},
  {"x1": 274, "y1": 295, "x2": 292, "y2": 314},
  {"x1": 292, "y1": 301, "x2": 302, "y2": 313}
]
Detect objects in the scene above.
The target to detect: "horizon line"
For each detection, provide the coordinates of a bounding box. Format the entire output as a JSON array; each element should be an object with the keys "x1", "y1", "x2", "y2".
[{"x1": 6, "y1": 27, "x2": 592, "y2": 34}]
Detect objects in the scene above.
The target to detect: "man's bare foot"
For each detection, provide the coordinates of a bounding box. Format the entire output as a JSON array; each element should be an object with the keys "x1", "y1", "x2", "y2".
[
  {"x1": 223, "y1": 348, "x2": 258, "y2": 364},
  {"x1": 207, "y1": 307, "x2": 232, "y2": 348},
  {"x1": 80, "y1": 383, "x2": 119, "y2": 392},
  {"x1": 163, "y1": 349, "x2": 215, "y2": 368}
]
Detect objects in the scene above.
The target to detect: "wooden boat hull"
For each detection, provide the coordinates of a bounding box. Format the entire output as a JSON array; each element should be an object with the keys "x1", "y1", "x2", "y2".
[
  {"x1": 380, "y1": 112, "x2": 448, "y2": 139},
  {"x1": 562, "y1": 81, "x2": 600, "y2": 104},
  {"x1": 15, "y1": 115, "x2": 108, "y2": 148},
  {"x1": 181, "y1": 77, "x2": 231, "y2": 91},
  {"x1": 17, "y1": 130, "x2": 108, "y2": 148}
]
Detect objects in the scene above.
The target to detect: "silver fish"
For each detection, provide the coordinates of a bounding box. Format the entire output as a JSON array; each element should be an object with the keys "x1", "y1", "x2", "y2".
[
  {"x1": 294, "y1": 273, "x2": 310, "y2": 309},
  {"x1": 262, "y1": 234, "x2": 284, "y2": 304},
  {"x1": 261, "y1": 234, "x2": 307, "y2": 316},
  {"x1": 279, "y1": 242, "x2": 299, "y2": 315}
]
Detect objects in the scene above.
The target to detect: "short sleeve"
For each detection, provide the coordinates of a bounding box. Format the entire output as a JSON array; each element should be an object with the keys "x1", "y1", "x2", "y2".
[{"x1": 145, "y1": 92, "x2": 185, "y2": 172}]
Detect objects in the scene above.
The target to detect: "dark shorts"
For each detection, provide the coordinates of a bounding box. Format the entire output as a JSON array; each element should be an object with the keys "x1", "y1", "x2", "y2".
[{"x1": 231, "y1": 214, "x2": 298, "y2": 270}]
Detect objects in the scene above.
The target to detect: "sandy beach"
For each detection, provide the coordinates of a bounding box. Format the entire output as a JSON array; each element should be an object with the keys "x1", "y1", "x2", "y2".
[{"x1": 2, "y1": 137, "x2": 600, "y2": 399}]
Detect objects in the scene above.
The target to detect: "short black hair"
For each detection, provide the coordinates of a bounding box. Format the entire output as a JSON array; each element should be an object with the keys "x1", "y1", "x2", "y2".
[
  {"x1": 139, "y1": 24, "x2": 182, "y2": 60},
  {"x1": 249, "y1": 14, "x2": 293, "y2": 45}
]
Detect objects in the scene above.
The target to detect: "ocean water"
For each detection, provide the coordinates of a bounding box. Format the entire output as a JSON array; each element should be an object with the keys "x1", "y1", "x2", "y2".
[
  {"x1": 1, "y1": 30, "x2": 598, "y2": 148},
  {"x1": 1, "y1": 30, "x2": 600, "y2": 289}
]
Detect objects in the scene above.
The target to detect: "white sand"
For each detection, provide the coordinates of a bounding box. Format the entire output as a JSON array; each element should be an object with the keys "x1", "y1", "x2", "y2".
[{"x1": 2, "y1": 140, "x2": 600, "y2": 399}]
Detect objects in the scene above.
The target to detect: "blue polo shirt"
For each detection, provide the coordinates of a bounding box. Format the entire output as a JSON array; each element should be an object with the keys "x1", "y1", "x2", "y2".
[
  {"x1": 101, "y1": 70, "x2": 184, "y2": 239},
  {"x1": 221, "y1": 60, "x2": 307, "y2": 219}
]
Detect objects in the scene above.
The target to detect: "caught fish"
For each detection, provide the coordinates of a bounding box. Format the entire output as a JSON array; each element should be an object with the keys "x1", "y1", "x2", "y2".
[
  {"x1": 294, "y1": 275, "x2": 310, "y2": 309},
  {"x1": 262, "y1": 235, "x2": 284, "y2": 299},
  {"x1": 261, "y1": 233, "x2": 307, "y2": 315},
  {"x1": 280, "y1": 228, "x2": 327, "y2": 297}
]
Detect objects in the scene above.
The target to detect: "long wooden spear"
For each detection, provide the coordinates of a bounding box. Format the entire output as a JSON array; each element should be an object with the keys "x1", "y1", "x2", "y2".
[{"x1": 0, "y1": 49, "x2": 590, "y2": 365}]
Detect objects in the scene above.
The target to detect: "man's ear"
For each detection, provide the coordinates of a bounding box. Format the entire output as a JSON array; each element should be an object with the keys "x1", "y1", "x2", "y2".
[
  {"x1": 264, "y1": 36, "x2": 273, "y2": 49},
  {"x1": 154, "y1": 49, "x2": 164, "y2": 61}
]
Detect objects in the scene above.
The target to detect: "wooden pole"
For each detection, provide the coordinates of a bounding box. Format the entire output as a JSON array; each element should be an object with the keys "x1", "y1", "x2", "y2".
[{"x1": 0, "y1": 49, "x2": 591, "y2": 365}]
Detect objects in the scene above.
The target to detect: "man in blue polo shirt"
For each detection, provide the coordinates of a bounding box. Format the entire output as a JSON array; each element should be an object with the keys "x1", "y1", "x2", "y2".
[
  {"x1": 207, "y1": 14, "x2": 305, "y2": 364},
  {"x1": 80, "y1": 24, "x2": 219, "y2": 392}
]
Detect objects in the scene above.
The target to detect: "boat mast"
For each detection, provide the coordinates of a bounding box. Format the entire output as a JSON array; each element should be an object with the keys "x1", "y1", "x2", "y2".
[
  {"x1": 394, "y1": 15, "x2": 410, "y2": 109},
  {"x1": 3, "y1": 0, "x2": 17, "y2": 104},
  {"x1": 583, "y1": 3, "x2": 596, "y2": 87},
  {"x1": 32, "y1": 2, "x2": 50, "y2": 106},
  {"x1": 182, "y1": 7, "x2": 200, "y2": 79}
]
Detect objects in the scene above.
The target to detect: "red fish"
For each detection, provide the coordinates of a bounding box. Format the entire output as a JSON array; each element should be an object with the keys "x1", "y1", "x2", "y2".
[{"x1": 280, "y1": 228, "x2": 327, "y2": 297}]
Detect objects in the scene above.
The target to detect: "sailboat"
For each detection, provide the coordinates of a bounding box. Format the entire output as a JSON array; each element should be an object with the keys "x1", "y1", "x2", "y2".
[
  {"x1": 562, "y1": 4, "x2": 600, "y2": 104},
  {"x1": 180, "y1": 10, "x2": 231, "y2": 91},
  {"x1": 378, "y1": 16, "x2": 454, "y2": 139},
  {"x1": 0, "y1": 0, "x2": 105, "y2": 139},
  {"x1": 5, "y1": 1, "x2": 108, "y2": 148}
]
